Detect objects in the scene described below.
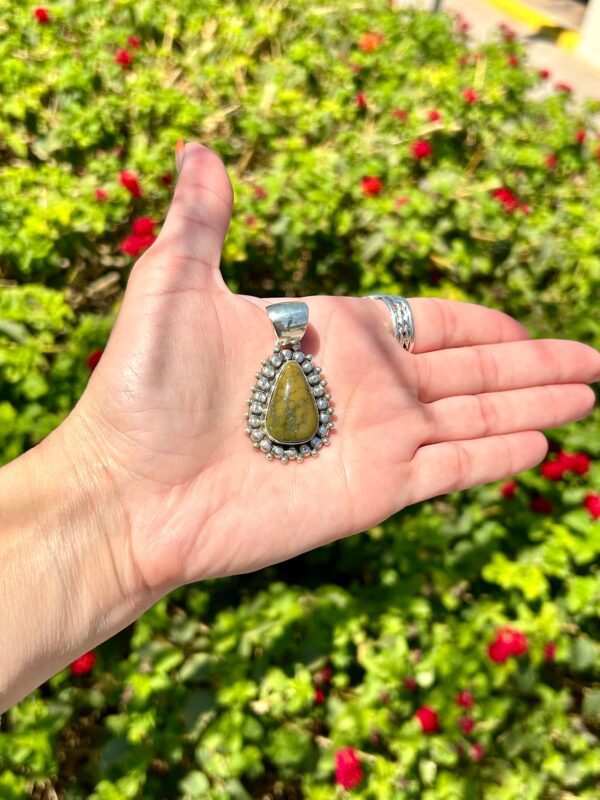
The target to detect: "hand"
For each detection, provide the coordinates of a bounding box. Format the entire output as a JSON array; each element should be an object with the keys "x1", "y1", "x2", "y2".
[{"x1": 69, "y1": 143, "x2": 600, "y2": 596}]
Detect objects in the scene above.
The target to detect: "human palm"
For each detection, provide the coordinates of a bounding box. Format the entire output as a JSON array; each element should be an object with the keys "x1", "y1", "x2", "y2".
[{"x1": 74, "y1": 144, "x2": 600, "y2": 595}]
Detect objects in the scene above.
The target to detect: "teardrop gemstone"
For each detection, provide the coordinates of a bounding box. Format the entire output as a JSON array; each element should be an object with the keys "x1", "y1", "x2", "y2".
[{"x1": 265, "y1": 360, "x2": 319, "y2": 444}]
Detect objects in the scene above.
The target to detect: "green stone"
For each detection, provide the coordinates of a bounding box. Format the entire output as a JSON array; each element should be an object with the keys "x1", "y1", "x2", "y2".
[{"x1": 265, "y1": 360, "x2": 319, "y2": 445}]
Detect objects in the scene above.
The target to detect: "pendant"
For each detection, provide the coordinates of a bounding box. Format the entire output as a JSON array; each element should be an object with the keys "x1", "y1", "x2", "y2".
[{"x1": 245, "y1": 301, "x2": 334, "y2": 463}]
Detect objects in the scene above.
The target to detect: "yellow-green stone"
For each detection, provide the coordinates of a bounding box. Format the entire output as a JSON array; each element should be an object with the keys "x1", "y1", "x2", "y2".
[{"x1": 265, "y1": 360, "x2": 319, "y2": 444}]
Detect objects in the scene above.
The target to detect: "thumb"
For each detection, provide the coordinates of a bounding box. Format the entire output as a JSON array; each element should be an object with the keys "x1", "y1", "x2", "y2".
[{"x1": 154, "y1": 141, "x2": 234, "y2": 274}]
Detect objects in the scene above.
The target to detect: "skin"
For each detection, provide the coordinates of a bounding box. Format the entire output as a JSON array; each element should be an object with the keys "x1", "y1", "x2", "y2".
[{"x1": 1, "y1": 143, "x2": 599, "y2": 711}]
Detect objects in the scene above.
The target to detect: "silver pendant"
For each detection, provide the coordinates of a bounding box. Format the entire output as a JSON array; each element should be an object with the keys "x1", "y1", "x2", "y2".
[{"x1": 244, "y1": 301, "x2": 334, "y2": 463}]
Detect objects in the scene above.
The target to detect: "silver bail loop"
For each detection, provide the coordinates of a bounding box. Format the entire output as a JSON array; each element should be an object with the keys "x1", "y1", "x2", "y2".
[{"x1": 266, "y1": 301, "x2": 309, "y2": 345}]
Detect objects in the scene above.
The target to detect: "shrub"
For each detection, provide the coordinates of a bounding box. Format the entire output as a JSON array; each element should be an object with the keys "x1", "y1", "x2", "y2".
[{"x1": 1, "y1": 1, "x2": 599, "y2": 798}]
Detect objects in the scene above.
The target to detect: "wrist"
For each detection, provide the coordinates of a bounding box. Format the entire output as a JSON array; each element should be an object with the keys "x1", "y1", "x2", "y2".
[{"x1": 0, "y1": 410, "x2": 156, "y2": 710}]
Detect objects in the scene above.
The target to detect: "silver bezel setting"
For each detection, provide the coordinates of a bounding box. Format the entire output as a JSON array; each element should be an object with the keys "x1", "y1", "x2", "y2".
[{"x1": 244, "y1": 339, "x2": 334, "y2": 463}]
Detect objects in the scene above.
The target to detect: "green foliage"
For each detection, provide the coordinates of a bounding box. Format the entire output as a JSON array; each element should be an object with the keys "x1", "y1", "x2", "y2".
[{"x1": 0, "y1": 1, "x2": 599, "y2": 798}]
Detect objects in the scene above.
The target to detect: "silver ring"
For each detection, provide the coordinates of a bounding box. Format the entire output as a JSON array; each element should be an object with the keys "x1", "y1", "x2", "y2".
[{"x1": 365, "y1": 295, "x2": 415, "y2": 352}]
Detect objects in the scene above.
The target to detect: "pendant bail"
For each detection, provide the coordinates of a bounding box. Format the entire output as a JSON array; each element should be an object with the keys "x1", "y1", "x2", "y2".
[{"x1": 266, "y1": 301, "x2": 309, "y2": 345}]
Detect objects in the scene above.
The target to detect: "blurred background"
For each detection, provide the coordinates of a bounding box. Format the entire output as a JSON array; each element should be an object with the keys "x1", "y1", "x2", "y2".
[{"x1": 0, "y1": 1, "x2": 599, "y2": 798}]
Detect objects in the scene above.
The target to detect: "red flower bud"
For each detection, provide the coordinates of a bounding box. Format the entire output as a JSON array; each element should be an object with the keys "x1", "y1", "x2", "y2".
[
  {"x1": 34, "y1": 7, "x2": 50, "y2": 24},
  {"x1": 335, "y1": 747, "x2": 363, "y2": 789},
  {"x1": 115, "y1": 49, "x2": 133, "y2": 69},
  {"x1": 462, "y1": 87, "x2": 478, "y2": 105},
  {"x1": 87, "y1": 349, "x2": 104, "y2": 372},
  {"x1": 355, "y1": 92, "x2": 367, "y2": 110},
  {"x1": 544, "y1": 642, "x2": 556, "y2": 662},
  {"x1": 415, "y1": 706, "x2": 439, "y2": 734},
  {"x1": 530, "y1": 496, "x2": 553, "y2": 514},
  {"x1": 361, "y1": 176, "x2": 383, "y2": 197},
  {"x1": 488, "y1": 626, "x2": 528, "y2": 662},
  {"x1": 455, "y1": 690, "x2": 474, "y2": 708},
  {"x1": 584, "y1": 493, "x2": 600, "y2": 519},
  {"x1": 70, "y1": 650, "x2": 96, "y2": 676},
  {"x1": 119, "y1": 170, "x2": 142, "y2": 197},
  {"x1": 470, "y1": 742, "x2": 484, "y2": 762},
  {"x1": 411, "y1": 139, "x2": 433, "y2": 160},
  {"x1": 500, "y1": 480, "x2": 517, "y2": 499},
  {"x1": 459, "y1": 716, "x2": 475, "y2": 734}
]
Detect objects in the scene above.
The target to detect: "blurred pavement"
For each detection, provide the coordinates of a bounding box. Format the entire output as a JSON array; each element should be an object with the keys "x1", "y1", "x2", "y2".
[{"x1": 397, "y1": 0, "x2": 600, "y2": 99}]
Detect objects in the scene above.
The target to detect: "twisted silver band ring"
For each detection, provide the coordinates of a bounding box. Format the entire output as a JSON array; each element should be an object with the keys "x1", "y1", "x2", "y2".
[{"x1": 366, "y1": 295, "x2": 415, "y2": 352}]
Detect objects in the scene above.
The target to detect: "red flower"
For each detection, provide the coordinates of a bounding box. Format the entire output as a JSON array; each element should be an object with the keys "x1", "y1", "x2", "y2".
[
  {"x1": 428, "y1": 109, "x2": 442, "y2": 122},
  {"x1": 120, "y1": 219, "x2": 157, "y2": 257},
  {"x1": 415, "y1": 706, "x2": 439, "y2": 734},
  {"x1": 94, "y1": 188, "x2": 108, "y2": 202},
  {"x1": 545, "y1": 153, "x2": 558, "y2": 170},
  {"x1": 544, "y1": 642, "x2": 556, "y2": 662},
  {"x1": 411, "y1": 140, "x2": 432, "y2": 160},
  {"x1": 314, "y1": 688, "x2": 325, "y2": 705},
  {"x1": 462, "y1": 87, "x2": 478, "y2": 105},
  {"x1": 541, "y1": 457, "x2": 568, "y2": 480},
  {"x1": 488, "y1": 626, "x2": 528, "y2": 663},
  {"x1": 361, "y1": 176, "x2": 383, "y2": 197},
  {"x1": 403, "y1": 676, "x2": 418, "y2": 691},
  {"x1": 120, "y1": 234, "x2": 155, "y2": 256},
  {"x1": 584, "y1": 493, "x2": 600, "y2": 519},
  {"x1": 395, "y1": 196, "x2": 409, "y2": 208},
  {"x1": 491, "y1": 187, "x2": 522, "y2": 213},
  {"x1": 501, "y1": 480, "x2": 518, "y2": 499},
  {"x1": 392, "y1": 108, "x2": 408, "y2": 121},
  {"x1": 245, "y1": 214, "x2": 257, "y2": 227},
  {"x1": 70, "y1": 650, "x2": 96, "y2": 676},
  {"x1": 575, "y1": 130, "x2": 586, "y2": 144},
  {"x1": 127, "y1": 36, "x2": 141, "y2": 49},
  {"x1": 160, "y1": 171, "x2": 173, "y2": 186},
  {"x1": 555, "y1": 82, "x2": 572, "y2": 94},
  {"x1": 254, "y1": 185, "x2": 267, "y2": 200},
  {"x1": 530, "y1": 496, "x2": 553, "y2": 514},
  {"x1": 507, "y1": 54, "x2": 520, "y2": 68},
  {"x1": 355, "y1": 92, "x2": 367, "y2": 110},
  {"x1": 132, "y1": 216, "x2": 156, "y2": 236},
  {"x1": 359, "y1": 32, "x2": 384, "y2": 52},
  {"x1": 456, "y1": 690, "x2": 474, "y2": 708},
  {"x1": 542, "y1": 450, "x2": 590, "y2": 479},
  {"x1": 569, "y1": 453, "x2": 590, "y2": 475},
  {"x1": 34, "y1": 7, "x2": 50, "y2": 24},
  {"x1": 350, "y1": 63, "x2": 362, "y2": 74},
  {"x1": 459, "y1": 716, "x2": 475, "y2": 734},
  {"x1": 335, "y1": 748, "x2": 363, "y2": 790},
  {"x1": 119, "y1": 170, "x2": 142, "y2": 197},
  {"x1": 115, "y1": 49, "x2": 133, "y2": 69},
  {"x1": 539, "y1": 68, "x2": 550, "y2": 80},
  {"x1": 499, "y1": 22, "x2": 516, "y2": 41},
  {"x1": 87, "y1": 348, "x2": 104, "y2": 372},
  {"x1": 470, "y1": 742, "x2": 485, "y2": 762}
]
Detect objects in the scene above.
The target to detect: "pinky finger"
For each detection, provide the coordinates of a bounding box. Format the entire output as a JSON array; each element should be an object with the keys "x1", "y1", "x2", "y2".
[{"x1": 407, "y1": 431, "x2": 548, "y2": 506}]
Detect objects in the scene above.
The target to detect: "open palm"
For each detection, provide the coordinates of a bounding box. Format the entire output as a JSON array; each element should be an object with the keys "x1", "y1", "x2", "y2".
[{"x1": 75, "y1": 144, "x2": 600, "y2": 596}]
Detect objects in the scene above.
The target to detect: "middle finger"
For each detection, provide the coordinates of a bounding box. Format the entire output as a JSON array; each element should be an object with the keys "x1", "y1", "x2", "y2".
[{"x1": 417, "y1": 338, "x2": 600, "y2": 402}]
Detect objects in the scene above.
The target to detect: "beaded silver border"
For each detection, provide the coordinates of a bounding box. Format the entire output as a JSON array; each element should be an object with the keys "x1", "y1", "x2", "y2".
[{"x1": 244, "y1": 339, "x2": 334, "y2": 463}]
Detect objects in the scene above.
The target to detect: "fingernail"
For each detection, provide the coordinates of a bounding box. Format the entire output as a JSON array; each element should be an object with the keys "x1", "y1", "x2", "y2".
[{"x1": 175, "y1": 140, "x2": 185, "y2": 174}]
